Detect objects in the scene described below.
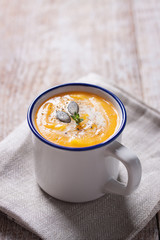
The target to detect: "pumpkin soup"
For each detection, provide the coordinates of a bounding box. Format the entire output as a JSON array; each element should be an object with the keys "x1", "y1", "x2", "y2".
[{"x1": 35, "y1": 91, "x2": 120, "y2": 147}]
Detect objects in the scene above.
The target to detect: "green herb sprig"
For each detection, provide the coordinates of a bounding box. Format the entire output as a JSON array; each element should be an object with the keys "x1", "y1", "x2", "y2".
[{"x1": 71, "y1": 112, "x2": 83, "y2": 125}]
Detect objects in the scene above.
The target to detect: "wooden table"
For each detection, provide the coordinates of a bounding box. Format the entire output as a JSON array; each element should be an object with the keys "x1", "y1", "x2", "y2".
[{"x1": 0, "y1": 0, "x2": 160, "y2": 239}]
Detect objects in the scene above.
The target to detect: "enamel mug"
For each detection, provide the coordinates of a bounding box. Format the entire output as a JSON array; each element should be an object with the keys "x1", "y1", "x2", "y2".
[{"x1": 27, "y1": 83, "x2": 142, "y2": 202}]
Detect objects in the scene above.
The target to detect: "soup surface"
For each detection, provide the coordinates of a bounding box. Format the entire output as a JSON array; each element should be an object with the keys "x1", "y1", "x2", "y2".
[{"x1": 35, "y1": 91, "x2": 120, "y2": 147}]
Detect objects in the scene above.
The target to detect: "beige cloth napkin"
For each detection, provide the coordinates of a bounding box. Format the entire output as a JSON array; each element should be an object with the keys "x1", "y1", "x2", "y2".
[{"x1": 0, "y1": 74, "x2": 160, "y2": 240}]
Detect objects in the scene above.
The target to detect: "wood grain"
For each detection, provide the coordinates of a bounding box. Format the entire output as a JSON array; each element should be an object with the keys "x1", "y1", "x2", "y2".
[
  {"x1": 132, "y1": 0, "x2": 160, "y2": 109},
  {"x1": 0, "y1": 0, "x2": 143, "y2": 140},
  {"x1": 0, "y1": 0, "x2": 159, "y2": 239}
]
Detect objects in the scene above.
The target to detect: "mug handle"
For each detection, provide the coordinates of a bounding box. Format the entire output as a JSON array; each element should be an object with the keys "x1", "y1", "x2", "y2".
[{"x1": 104, "y1": 141, "x2": 142, "y2": 196}]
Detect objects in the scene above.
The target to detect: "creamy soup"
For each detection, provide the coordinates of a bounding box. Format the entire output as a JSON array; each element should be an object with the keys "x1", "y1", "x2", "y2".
[{"x1": 35, "y1": 91, "x2": 120, "y2": 147}]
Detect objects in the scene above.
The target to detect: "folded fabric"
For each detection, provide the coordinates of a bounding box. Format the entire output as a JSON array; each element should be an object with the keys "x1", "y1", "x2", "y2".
[{"x1": 0, "y1": 74, "x2": 160, "y2": 240}]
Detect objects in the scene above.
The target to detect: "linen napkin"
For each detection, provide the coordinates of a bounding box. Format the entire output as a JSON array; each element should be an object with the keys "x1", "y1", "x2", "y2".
[{"x1": 0, "y1": 74, "x2": 160, "y2": 240}]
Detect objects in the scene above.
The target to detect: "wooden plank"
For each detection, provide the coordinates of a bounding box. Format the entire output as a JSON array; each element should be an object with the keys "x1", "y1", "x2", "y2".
[
  {"x1": 0, "y1": 0, "x2": 142, "y2": 140},
  {"x1": 132, "y1": 0, "x2": 160, "y2": 238},
  {"x1": 132, "y1": 0, "x2": 160, "y2": 109},
  {"x1": 0, "y1": 0, "x2": 159, "y2": 239}
]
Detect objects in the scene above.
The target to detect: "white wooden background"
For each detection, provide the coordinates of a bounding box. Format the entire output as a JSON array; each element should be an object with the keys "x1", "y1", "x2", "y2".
[{"x1": 0, "y1": 0, "x2": 160, "y2": 239}]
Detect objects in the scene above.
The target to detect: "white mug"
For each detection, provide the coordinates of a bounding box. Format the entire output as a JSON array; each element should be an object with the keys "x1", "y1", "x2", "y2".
[{"x1": 27, "y1": 83, "x2": 142, "y2": 202}]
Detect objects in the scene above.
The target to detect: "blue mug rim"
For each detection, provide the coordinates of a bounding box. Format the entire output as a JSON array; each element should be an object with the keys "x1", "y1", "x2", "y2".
[{"x1": 27, "y1": 83, "x2": 127, "y2": 151}]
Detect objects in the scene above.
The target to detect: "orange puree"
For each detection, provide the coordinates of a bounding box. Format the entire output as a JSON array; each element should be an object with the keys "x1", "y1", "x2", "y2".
[{"x1": 35, "y1": 91, "x2": 120, "y2": 147}]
